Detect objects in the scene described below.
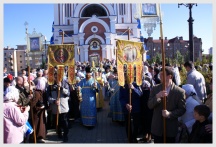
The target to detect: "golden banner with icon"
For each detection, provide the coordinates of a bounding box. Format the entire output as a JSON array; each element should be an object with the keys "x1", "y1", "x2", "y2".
[
  {"x1": 116, "y1": 39, "x2": 144, "y2": 86},
  {"x1": 47, "y1": 44, "x2": 75, "y2": 85}
]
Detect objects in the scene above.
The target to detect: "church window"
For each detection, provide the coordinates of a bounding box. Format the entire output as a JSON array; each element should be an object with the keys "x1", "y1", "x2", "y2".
[{"x1": 119, "y1": 4, "x2": 126, "y2": 15}]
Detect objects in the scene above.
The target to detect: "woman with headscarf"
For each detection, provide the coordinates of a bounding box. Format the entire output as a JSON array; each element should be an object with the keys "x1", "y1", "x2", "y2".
[
  {"x1": 4, "y1": 86, "x2": 30, "y2": 144},
  {"x1": 176, "y1": 84, "x2": 201, "y2": 143},
  {"x1": 29, "y1": 78, "x2": 47, "y2": 143}
]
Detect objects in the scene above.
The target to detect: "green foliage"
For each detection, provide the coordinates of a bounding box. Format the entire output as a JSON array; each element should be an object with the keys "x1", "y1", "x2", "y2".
[
  {"x1": 194, "y1": 58, "x2": 201, "y2": 67},
  {"x1": 174, "y1": 50, "x2": 184, "y2": 65},
  {"x1": 201, "y1": 55, "x2": 208, "y2": 65},
  {"x1": 179, "y1": 66, "x2": 187, "y2": 85},
  {"x1": 155, "y1": 53, "x2": 161, "y2": 64},
  {"x1": 208, "y1": 54, "x2": 212, "y2": 64},
  {"x1": 183, "y1": 51, "x2": 189, "y2": 62},
  {"x1": 200, "y1": 70, "x2": 212, "y2": 95}
]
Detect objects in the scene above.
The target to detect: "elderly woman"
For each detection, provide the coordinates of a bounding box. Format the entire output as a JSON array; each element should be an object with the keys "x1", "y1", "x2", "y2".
[
  {"x1": 179, "y1": 84, "x2": 201, "y2": 133},
  {"x1": 4, "y1": 86, "x2": 30, "y2": 144},
  {"x1": 30, "y1": 78, "x2": 47, "y2": 143}
]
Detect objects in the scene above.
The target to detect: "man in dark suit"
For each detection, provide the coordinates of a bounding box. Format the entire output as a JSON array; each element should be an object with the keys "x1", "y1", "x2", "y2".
[{"x1": 148, "y1": 66, "x2": 186, "y2": 143}]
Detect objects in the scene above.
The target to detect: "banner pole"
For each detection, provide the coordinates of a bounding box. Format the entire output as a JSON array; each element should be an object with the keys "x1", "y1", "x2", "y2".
[
  {"x1": 127, "y1": 27, "x2": 132, "y2": 143},
  {"x1": 159, "y1": 4, "x2": 167, "y2": 143},
  {"x1": 25, "y1": 24, "x2": 37, "y2": 143},
  {"x1": 56, "y1": 31, "x2": 65, "y2": 133}
]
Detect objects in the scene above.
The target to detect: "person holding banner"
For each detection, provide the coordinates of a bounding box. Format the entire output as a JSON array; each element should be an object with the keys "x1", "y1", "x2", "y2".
[
  {"x1": 147, "y1": 66, "x2": 186, "y2": 143},
  {"x1": 107, "y1": 67, "x2": 125, "y2": 123},
  {"x1": 119, "y1": 81, "x2": 143, "y2": 143},
  {"x1": 4, "y1": 86, "x2": 30, "y2": 144},
  {"x1": 48, "y1": 72, "x2": 70, "y2": 142},
  {"x1": 77, "y1": 66, "x2": 100, "y2": 129}
]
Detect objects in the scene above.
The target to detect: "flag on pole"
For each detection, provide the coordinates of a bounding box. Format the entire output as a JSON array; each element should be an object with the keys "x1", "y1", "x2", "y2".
[
  {"x1": 116, "y1": 39, "x2": 144, "y2": 86},
  {"x1": 47, "y1": 44, "x2": 76, "y2": 85}
]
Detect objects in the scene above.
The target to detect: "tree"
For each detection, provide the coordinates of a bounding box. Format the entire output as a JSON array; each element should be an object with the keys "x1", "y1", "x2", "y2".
[
  {"x1": 194, "y1": 58, "x2": 201, "y2": 67},
  {"x1": 201, "y1": 55, "x2": 208, "y2": 65},
  {"x1": 184, "y1": 51, "x2": 189, "y2": 62},
  {"x1": 208, "y1": 54, "x2": 212, "y2": 64},
  {"x1": 175, "y1": 50, "x2": 184, "y2": 65},
  {"x1": 155, "y1": 53, "x2": 161, "y2": 64}
]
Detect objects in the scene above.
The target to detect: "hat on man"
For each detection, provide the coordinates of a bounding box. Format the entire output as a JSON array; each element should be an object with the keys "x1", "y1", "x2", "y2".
[{"x1": 85, "y1": 66, "x2": 91, "y2": 73}]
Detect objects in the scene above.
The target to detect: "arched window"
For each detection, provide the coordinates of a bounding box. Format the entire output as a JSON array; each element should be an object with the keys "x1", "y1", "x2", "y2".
[{"x1": 81, "y1": 4, "x2": 108, "y2": 17}]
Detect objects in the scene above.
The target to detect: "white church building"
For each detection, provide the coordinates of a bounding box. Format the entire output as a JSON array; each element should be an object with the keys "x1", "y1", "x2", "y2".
[{"x1": 51, "y1": 3, "x2": 160, "y2": 62}]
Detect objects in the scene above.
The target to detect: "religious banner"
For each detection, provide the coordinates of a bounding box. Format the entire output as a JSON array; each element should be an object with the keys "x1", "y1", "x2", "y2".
[
  {"x1": 127, "y1": 63, "x2": 134, "y2": 84},
  {"x1": 47, "y1": 44, "x2": 75, "y2": 85},
  {"x1": 68, "y1": 64, "x2": 76, "y2": 84},
  {"x1": 47, "y1": 65, "x2": 55, "y2": 85},
  {"x1": 136, "y1": 63, "x2": 143, "y2": 86},
  {"x1": 116, "y1": 39, "x2": 144, "y2": 86},
  {"x1": 57, "y1": 65, "x2": 64, "y2": 83},
  {"x1": 117, "y1": 59, "x2": 125, "y2": 86}
]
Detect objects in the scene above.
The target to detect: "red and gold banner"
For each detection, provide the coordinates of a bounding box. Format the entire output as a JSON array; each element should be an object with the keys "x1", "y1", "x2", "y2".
[
  {"x1": 127, "y1": 63, "x2": 134, "y2": 84},
  {"x1": 47, "y1": 44, "x2": 75, "y2": 85},
  {"x1": 57, "y1": 65, "x2": 64, "y2": 83},
  {"x1": 68, "y1": 64, "x2": 76, "y2": 84},
  {"x1": 117, "y1": 59, "x2": 125, "y2": 86},
  {"x1": 136, "y1": 63, "x2": 143, "y2": 86},
  {"x1": 116, "y1": 39, "x2": 144, "y2": 86},
  {"x1": 47, "y1": 65, "x2": 55, "y2": 85}
]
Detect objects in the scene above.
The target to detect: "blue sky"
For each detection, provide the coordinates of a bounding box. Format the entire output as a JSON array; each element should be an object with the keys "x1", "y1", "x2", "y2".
[{"x1": 3, "y1": 3, "x2": 212, "y2": 54}]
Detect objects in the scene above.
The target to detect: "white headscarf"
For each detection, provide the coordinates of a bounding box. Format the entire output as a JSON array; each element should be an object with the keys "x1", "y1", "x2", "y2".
[
  {"x1": 36, "y1": 78, "x2": 46, "y2": 91},
  {"x1": 4, "y1": 86, "x2": 19, "y2": 102},
  {"x1": 182, "y1": 84, "x2": 202, "y2": 104},
  {"x1": 143, "y1": 65, "x2": 148, "y2": 74},
  {"x1": 182, "y1": 84, "x2": 197, "y2": 96}
]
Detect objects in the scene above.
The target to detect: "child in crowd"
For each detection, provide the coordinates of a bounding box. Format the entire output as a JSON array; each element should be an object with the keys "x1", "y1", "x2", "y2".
[{"x1": 188, "y1": 105, "x2": 212, "y2": 143}]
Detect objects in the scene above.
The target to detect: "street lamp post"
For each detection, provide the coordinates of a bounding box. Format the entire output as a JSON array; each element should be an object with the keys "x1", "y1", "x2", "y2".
[
  {"x1": 41, "y1": 53, "x2": 44, "y2": 62},
  {"x1": 41, "y1": 52, "x2": 45, "y2": 69},
  {"x1": 178, "y1": 3, "x2": 197, "y2": 62},
  {"x1": 44, "y1": 36, "x2": 48, "y2": 63},
  {"x1": 42, "y1": 35, "x2": 51, "y2": 68},
  {"x1": 24, "y1": 21, "x2": 29, "y2": 69}
]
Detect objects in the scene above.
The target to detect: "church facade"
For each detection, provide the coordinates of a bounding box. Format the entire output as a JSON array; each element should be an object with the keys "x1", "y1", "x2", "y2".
[{"x1": 52, "y1": 3, "x2": 149, "y2": 62}]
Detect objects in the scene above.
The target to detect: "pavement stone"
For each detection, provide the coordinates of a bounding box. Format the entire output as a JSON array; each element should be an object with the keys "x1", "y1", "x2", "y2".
[{"x1": 45, "y1": 99, "x2": 128, "y2": 144}]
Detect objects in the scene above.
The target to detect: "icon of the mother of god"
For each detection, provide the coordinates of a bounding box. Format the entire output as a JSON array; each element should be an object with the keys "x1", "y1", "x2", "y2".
[{"x1": 123, "y1": 46, "x2": 137, "y2": 62}]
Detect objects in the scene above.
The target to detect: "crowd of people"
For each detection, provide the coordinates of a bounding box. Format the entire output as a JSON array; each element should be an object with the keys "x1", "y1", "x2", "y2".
[{"x1": 3, "y1": 59, "x2": 213, "y2": 144}]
